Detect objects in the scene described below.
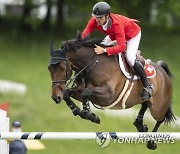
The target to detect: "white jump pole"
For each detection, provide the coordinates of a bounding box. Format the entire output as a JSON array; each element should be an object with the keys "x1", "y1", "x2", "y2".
[{"x1": 0, "y1": 132, "x2": 180, "y2": 140}]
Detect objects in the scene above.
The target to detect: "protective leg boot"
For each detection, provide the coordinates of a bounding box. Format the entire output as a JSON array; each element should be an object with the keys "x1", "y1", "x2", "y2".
[{"x1": 133, "y1": 60, "x2": 153, "y2": 100}]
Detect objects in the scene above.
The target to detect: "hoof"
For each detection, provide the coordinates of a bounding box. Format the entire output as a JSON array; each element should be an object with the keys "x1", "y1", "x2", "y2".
[
  {"x1": 146, "y1": 140, "x2": 157, "y2": 150},
  {"x1": 89, "y1": 113, "x2": 101, "y2": 124},
  {"x1": 80, "y1": 111, "x2": 101, "y2": 124},
  {"x1": 85, "y1": 112, "x2": 101, "y2": 124}
]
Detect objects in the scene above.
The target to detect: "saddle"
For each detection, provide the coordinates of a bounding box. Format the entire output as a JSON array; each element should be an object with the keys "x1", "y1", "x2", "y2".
[{"x1": 119, "y1": 52, "x2": 156, "y2": 80}]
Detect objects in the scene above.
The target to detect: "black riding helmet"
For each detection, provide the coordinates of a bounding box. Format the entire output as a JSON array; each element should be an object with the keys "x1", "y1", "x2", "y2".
[{"x1": 92, "y1": 2, "x2": 110, "y2": 17}]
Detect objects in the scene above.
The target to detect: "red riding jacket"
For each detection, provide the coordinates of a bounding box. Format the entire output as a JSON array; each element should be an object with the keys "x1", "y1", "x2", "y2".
[{"x1": 81, "y1": 13, "x2": 141, "y2": 56}]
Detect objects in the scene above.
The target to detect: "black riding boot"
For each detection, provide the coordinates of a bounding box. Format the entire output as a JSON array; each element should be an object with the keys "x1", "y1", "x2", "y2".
[{"x1": 133, "y1": 60, "x2": 153, "y2": 100}]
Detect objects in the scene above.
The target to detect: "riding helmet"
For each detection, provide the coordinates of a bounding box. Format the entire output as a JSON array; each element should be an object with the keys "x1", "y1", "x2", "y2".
[{"x1": 92, "y1": 2, "x2": 110, "y2": 17}]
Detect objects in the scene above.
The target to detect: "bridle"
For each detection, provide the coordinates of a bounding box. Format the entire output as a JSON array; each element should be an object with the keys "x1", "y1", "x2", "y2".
[
  {"x1": 50, "y1": 40, "x2": 99, "y2": 90},
  {"x1": 50, "y1": 55, "x2": 99, "y2": 90},
  {"x1": 50, "y1": 57, "x2": 72, "y2": 85}
]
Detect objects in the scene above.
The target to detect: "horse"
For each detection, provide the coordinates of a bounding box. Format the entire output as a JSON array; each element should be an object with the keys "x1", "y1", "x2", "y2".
[{"x1": 48, "y1": 31, "x2": 176, "y2": 150}]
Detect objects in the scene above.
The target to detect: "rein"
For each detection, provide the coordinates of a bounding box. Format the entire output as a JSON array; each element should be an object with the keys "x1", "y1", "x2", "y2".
[
  {"x1": 50, "y1": 39, "x2": 100, "y2": 90},
  {"x1": 60, "y1": 39, "x2": 99, "y2": 88},
  {"x1": 65, "y1": 55, "x2": 98, "y2": 88}
]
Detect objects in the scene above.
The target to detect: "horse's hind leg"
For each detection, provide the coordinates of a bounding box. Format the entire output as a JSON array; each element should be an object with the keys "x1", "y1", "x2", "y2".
[
  {"x1": 152, "y1": 119, "x2": 164, "y2": 132},
  {"x1": 133, "y1": 101, "x2": 148, "y2": 132},
  {"x1": 146, "y1": 119, "x2": 164, "y2": 150}
]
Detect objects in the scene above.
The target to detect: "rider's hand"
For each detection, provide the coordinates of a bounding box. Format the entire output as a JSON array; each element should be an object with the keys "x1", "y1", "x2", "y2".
[{"x1": 94, "y1": 44, "x2": 106, "y2": 55}]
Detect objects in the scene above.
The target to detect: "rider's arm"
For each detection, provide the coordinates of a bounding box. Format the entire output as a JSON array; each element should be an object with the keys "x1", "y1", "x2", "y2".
[
  {"x1": 81, "y1": 17, "x2": 97, "y2": 39},
  {"x1": 106, "y1": 24, "x2": 126, "y2": 56}
]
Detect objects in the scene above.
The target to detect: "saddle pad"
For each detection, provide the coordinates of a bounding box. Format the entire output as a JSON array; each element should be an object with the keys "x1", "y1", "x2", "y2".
[
  {"x1": 144, "y1": 64, "x2": 156, "y2": 78},
  {"x1": 118, "y1": 53, "x2": 156, "y2": 80}
]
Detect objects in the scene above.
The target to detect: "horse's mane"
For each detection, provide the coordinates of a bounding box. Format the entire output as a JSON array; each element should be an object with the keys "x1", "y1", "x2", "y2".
[
  {"x1": 83, "y1": 39, "x2": 112, "y2": 48},
  {"x1": 50, "y1": 31, "x2": 113, "y2": 64}
]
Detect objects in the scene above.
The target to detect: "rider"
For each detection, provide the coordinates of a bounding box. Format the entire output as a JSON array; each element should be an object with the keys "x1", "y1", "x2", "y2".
[{"x1": 81, "y1": 2, "x2": 152, "y2": 101}]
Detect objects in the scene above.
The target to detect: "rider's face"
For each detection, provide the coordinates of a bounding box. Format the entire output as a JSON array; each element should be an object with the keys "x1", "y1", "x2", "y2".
[{"x1": 95, "y1": 15, "x2": 108, "y2": 25}]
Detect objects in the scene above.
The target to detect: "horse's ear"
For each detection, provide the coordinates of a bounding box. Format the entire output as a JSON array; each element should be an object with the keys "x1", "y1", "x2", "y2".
[
  {"x1": 60, "y1": 40, "x2": 67, "y2": 50},
  {"x1": 76, "y1": 30, "x2": 82, "y2": 41},
  {"x1": 50, "y1": 41, "x2": 54, "y2": 55}
]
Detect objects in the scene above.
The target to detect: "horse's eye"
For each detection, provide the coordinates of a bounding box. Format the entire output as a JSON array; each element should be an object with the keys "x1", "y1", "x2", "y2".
[{"x1": 59, "y1": 67, "x2": 65, "y2": 71}]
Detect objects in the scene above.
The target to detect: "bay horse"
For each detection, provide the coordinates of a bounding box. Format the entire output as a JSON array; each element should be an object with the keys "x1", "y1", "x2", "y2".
[{"x1": 48, "y1": 31, "x2": 176, "y2": 150}]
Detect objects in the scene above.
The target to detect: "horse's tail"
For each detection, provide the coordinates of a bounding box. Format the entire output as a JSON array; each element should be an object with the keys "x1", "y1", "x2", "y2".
[
  {"x1": 157, "y1": 60, "x2": 176, "y2": 124},
  {"x1": 157, "y1": 60, "x2": 173, "y2": 79},
  {"x1": 164, "y1": 105, "x2": 176, "y2": 124}
]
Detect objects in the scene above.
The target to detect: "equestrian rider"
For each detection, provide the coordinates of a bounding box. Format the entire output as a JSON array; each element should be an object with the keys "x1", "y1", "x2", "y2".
[{"x1": 81, "y1": 2, "x2": 153, "y2": 101}]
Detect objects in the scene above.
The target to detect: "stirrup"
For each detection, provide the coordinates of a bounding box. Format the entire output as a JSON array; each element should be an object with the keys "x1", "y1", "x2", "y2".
[{"x1": 141, "y1": 86, "x2": 153, "y2": 101}]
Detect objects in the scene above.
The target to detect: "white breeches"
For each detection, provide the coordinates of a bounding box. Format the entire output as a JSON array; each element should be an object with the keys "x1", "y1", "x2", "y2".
[
  {"x1": 101, "y1": 31, "x2": 141, "y2": 67},
  {"x1": 125, "y1": 31, "x2": 141, "y2": 66}
]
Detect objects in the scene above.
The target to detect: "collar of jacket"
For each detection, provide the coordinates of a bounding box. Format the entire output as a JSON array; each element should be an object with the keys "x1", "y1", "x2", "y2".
[
  {"x1": 102, "y1": 17, "x2": 112, "y2": 30},
  {"x1": 107, "y1": 17, "x2": 112, "y2": 29}
]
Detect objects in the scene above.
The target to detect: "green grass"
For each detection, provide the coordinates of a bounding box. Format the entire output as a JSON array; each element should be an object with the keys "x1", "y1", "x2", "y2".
[{"x1": 0, "y1": 28, "x2": 180, "y2": 154}]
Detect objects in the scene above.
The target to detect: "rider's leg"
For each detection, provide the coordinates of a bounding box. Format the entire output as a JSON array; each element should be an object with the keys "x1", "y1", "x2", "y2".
[
  {"x1": 126, "y1": 31, "x2": 152, "y2": 100},
  {"x1": 133, "y1": 60, "x2": 153, "y2": 100}
]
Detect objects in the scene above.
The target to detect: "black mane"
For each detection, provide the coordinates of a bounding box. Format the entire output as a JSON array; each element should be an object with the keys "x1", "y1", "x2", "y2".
[
  {"x1": 61, "y1": 37, "x2": 112, "y2": 52},
  {"x1": 50, "y1": 31, "x2": 113, "y2": 64}
]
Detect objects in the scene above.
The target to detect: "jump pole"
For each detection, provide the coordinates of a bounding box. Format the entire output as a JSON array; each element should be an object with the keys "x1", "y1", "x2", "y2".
[{"x1": 0, "y1": 132, "x2": 180, "y2": 140}]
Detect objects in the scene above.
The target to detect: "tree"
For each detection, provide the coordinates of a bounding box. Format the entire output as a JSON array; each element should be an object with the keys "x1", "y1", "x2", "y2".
[
  {"x1": 55, "y1": 0, "x2": 65, "y2": 35},
  {"x1": 41, "y1": 0, "x2": 52, "y2": 31},
  {"x1": 20, "y1": 0, "x2": 34, "y2": 32},
  {"x1": 109, "y1": 0, "x2": 152, "y2": 22}
]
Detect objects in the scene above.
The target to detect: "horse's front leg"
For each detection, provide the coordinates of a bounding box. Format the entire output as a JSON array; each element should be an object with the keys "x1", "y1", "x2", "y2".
[
  {"x1": 81, "y1": 88, "x2": 100, "y2": 124},
  {"x1": 63, "y1": 88, "x2": 98, "y2": 123},
  {"x1": 63, "y1": 89, "x2": 83, "y2": 118},
  {"x1": 81, "y1": 86, "x2": 113, "y2": 124},
  {"x1": 133, "y1": 101, "x2": 148, "y2": 132}
]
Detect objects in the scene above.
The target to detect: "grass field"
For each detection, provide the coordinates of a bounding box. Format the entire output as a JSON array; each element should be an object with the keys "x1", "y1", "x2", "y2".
[{"x1": 0, "y1": 28, "x2": 180, "y2": 154}]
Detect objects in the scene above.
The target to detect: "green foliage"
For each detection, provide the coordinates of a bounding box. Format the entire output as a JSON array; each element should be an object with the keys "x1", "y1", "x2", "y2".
[
  {"x1": 1, "y1": 0, "x2": 179, "y2": 36},
  {"x1": 165, "y1": 0, "x2": 180, "y2": 17}
]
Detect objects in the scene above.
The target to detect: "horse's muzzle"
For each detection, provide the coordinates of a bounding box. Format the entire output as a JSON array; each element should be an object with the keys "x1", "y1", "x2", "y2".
[{"x1": 51, "y1": 96, "x2": 62, "y2": 104}]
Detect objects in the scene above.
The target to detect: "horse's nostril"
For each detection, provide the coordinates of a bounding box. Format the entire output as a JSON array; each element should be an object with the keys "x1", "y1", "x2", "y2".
[
  {"x1": 56, "y1": 96, "x2": 61, "y2": 103},
  {"x1": 52, "y1": 96, "x2": 61, "y2": 104}
]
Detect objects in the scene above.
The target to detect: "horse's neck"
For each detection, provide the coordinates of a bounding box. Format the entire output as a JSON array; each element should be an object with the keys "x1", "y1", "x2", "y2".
[{"x1": 68, "y1": 47, "x2": 95, "y2": 68}]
